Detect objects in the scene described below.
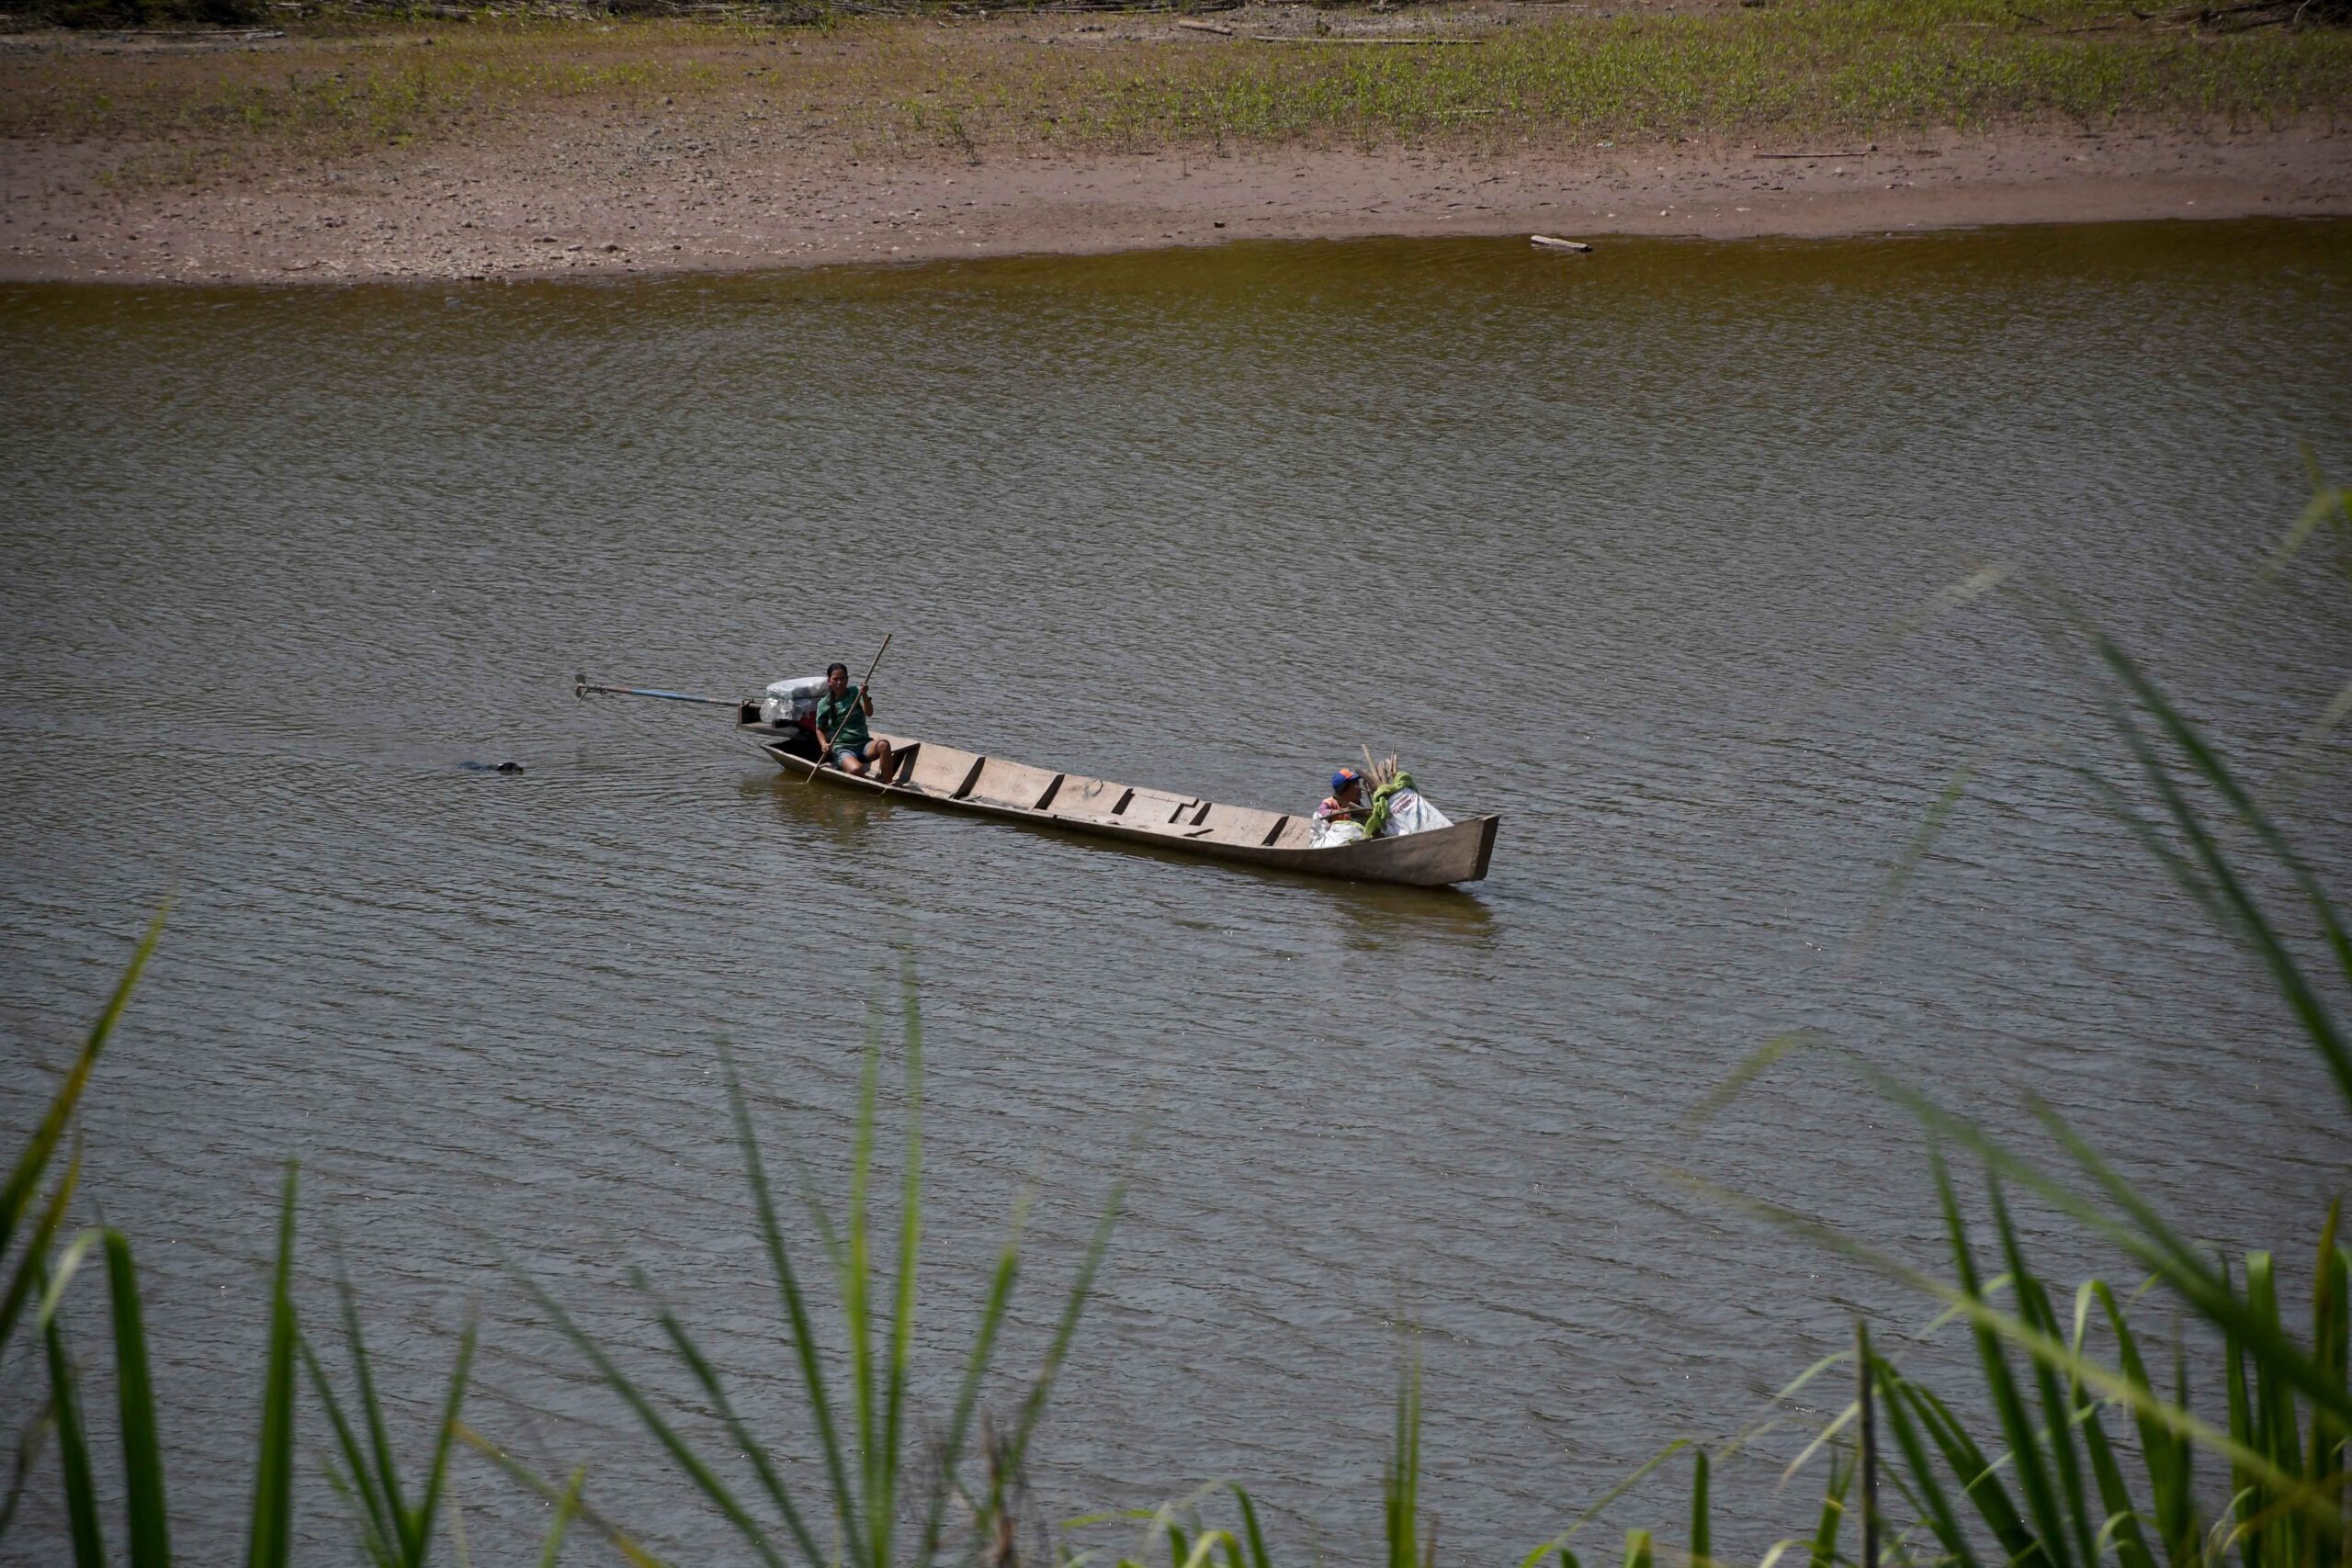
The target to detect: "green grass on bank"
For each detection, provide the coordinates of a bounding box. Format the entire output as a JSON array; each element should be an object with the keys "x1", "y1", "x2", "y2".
[
  {"x1": 1036, "y1": 0, "x2": 2352, "y2": 149},
  {"x1": 2, "y1": 0, "x2": 2347, "y2": 164}
]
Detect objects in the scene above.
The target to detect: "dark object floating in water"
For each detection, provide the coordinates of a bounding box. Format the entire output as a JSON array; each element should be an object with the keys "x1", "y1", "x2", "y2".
[{"x1": 459, "y1": 761, "x2": 524, "y2": 773}]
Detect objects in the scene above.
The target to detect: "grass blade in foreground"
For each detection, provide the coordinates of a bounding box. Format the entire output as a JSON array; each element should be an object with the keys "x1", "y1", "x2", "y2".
[
  {"x1": 2, "y1": 908, "x2": 164, "y2": 1549},
  {"x1": 302, "y1": 1259, "x2": 495, "y2": 1567},
  {"x1": 1386, "y1": 1350, "x2": 1424, "y2": 1568},
  {"x1": 337, "y1": 1267, "x2": 412, "y2": 1549},
  {"x1": 843, "y1": 1028, "x2": 880, "y2": 1563},
  {"x1": 915, "y1": 1211, "x2": 1022, "y2": 1567},
  {"x1": 2086, "y1": 640, "x2": 2352, "y2": 1110},
  {"x1": 1985, "y1": 1180, "x2": 2096, "y2": 1568},
  {"x1": 1808, "y1": 1444, "x2": 1850, "y2": 1568},
  {"x1": 537, "y1": 1467, "x2": 586, "y2": 1568},
  {"x1": 1932, "y1": 1156, "x2": 2068, "y2": 1568},
  {"x1": 104, "y1": 1230, "x2": 173, "y2": 1568},
  {"x1": 399, "y1": 1317, "x2": 477, "y2": 1564},
  {"x1": 1002, "y1": 1155, "x2": 1128, "y2": 1488},
  {"x1": 2082, "y1": 1280, "x2": 2197, "y2": 1564},
  {"x1": 0, "y1": 1397, "x2": 55, "y2": 1543},
  {"x1": 1230, "y1": 1483, "x2": 1273, "y2": 1568},
  {"x1": 1869, "y1": 1359, "x2": 1977, "y2": 1568},
  {"x1": 1688, "y1": 1448, "x2": 1709, "y2": 1568},
  {"x1": 246, "y1": 1166, "x2": 299, "y2": 1568},
  {"x1": 518, "y1": 1272, "x2": 791, "y2": 1568},
  {"x1": 300, "y1": 1330, "x2": 400, "y2": 1564},
  {"x1": 537, "y1": 993, "x2": 1125, "y2": 1568},
  {"x1": 2096, "y1": 635, "x2": 2352, "y2": 1002},
  {"x1": 0, "y1": 908, "x2": 161, "y2": 1268},
  {"x1": 726, "y1": 1052, "x2": 866, "y2": 1567},
  {"x1": 454, "y1": 1422, "x2": 671, "y2": 1568},
  {"x1": 1516, "y1": 1438, "x2": 1692, "y2": 1568},
  {"x1": 0, "y1": 1143, "x2": 81, "y2": 1361},
  {"x1": 881, "y1": 961, "x2": 922, "y2": 1568},
  {"x1": 629, "y1": 1265, "x2": 825, "y2": 1564},
  {"x1": 43, "y1": 1291, "x2": 105, "y2": 1568}
]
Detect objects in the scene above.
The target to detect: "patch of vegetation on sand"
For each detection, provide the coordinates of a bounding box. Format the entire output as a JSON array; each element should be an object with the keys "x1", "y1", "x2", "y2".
[
  {"x1": 1041, "y1": 0, "x2": 2352, "y2": 148},
  {"x1": 0, "y1": 0, "x2": 2346, "y2": 171},
  {"x1": 2, "y1": 17, "x2": 729, "y2": 155}
]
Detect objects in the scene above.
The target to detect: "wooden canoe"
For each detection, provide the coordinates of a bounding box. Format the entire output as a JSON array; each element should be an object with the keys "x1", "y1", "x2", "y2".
[{"x1": 741, "y1": 719, "x2": 1498, "y2": 887}]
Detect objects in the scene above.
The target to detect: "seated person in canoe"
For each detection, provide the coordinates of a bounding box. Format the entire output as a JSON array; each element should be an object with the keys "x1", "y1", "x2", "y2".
[
  {"x1": 816, "y1": 661, "x2": 893, "y2": 777},
  {"x1": 1320, "y1": 769, "x2": 1366, "y2": 821},
  {"x1": 1311, "y1": 768, "x2": 1370, "y2": 846},
  {"x1": 1311, "y1": 757, "x2": 1455, "y2": 846}
]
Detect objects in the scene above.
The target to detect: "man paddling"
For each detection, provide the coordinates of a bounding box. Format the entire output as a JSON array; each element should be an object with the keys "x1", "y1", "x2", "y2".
[
  {"x1": 1317, "y1": 768, "x2": 1366, "y2": 825},
  {"x1": 816, "y1": 660, "x2": 893, "y2": 778}
]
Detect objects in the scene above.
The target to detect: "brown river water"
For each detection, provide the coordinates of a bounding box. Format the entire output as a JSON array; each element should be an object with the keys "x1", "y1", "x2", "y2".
[{"x1": 3, "y1": 222, "x2": 2349, "y2": 1564}]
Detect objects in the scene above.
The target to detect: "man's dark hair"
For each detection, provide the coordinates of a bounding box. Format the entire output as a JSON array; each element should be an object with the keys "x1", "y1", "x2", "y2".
[{"x1": 827, "y1": 661, "x2": 849, "y2": 680}]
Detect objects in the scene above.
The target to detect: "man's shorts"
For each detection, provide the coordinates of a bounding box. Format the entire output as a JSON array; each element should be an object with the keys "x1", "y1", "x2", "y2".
[{"x1": 831, "y1": 745, "x2": 867, "y2": 768}]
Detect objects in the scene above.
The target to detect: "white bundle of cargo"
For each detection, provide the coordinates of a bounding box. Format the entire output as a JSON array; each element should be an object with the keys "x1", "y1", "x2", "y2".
[
  {"x1": 1380, "y1": 787, "x2": 1453, "y2": 837},
  {"x1": 1308, "y1": 818, "x2": 1366, "y2": 849},
  {"x1": 760, "y1": 675, "x2": 829, "y2": 727}
]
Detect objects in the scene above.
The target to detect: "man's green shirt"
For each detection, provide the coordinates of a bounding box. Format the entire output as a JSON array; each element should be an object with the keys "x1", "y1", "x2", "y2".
[{"x1": 817, "y1": 685, "x2": 871, "y2": 751}]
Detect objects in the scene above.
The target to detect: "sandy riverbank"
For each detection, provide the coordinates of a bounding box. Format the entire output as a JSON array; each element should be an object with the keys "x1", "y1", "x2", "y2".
[
  {"x1": 3, "y1": 2, "x2": 2346, "y2": 285},
  {"x1": 6, "y1": 124, "x2": 2346, "y2": 285}
]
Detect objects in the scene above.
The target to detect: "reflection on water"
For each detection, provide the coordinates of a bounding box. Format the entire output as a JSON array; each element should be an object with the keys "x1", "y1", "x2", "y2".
[
  {"x1": 1312, "y1": 877, "x2": 1497, "y2": 952},
  {"x1": 2, "y1": 221, "x2": 2349, "y2": 1564},
  {"x1": 741, "y1": 768, "x2": 902, "y2": 852}
]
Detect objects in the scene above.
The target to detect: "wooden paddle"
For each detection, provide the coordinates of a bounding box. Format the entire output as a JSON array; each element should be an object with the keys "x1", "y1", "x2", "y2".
[{"x1": 809, "y1": 633, "x2": 893, "y2": 783}]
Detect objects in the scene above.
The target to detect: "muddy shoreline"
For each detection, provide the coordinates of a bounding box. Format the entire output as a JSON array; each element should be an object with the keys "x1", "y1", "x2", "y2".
[{"x1": 6, "y1": 122, "x2": 2346, "y2": 286}]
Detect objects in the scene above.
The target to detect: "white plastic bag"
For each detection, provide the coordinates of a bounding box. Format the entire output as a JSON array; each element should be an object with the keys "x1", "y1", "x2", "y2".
[
  {"x1": 1309, "y1": 818, "x2": 1367, "y2": 849},
  {"x1": 761, "y1": 675, "x2": 829, "y2": 726},
  {"x1": 1376, "y1": 788, "x2": 1453, "y2": 838}
]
